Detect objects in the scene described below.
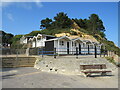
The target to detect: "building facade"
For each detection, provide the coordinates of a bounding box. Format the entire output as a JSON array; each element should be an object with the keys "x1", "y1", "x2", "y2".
[
  {"x1": 44, "y1": 36, "x2": 101, "y2": 55},
  {"x1": 20, "y1": 34, "x2": 102, "y2": 55}
]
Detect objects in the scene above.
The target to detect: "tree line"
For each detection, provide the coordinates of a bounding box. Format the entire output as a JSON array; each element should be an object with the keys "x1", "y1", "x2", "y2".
[
  {"x1": 0, "y1": 31, "x2": 14, "y2": 47},
  {"x1": 0, "y1": 30, "x2": 23, "y2": 48},
  {"x1": 40, "y1": 12, "x2": 105, "y2": 38}
]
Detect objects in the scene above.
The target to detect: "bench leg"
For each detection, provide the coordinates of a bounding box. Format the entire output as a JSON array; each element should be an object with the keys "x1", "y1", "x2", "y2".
[
  {"x1": 85, "y1": 73, "x2": 91, "y2": 77},
  {"x1": 101, "y1": 72, "x2": 106, "y2": 76}
]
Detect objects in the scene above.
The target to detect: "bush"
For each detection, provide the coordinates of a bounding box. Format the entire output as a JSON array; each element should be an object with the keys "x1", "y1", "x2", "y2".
[
  {"x1": 116, "y1": 63, "x2": 120, "y2": 67},
  {"x1": 40, "y1": 28, "x2": 71, "y2": 35},
  {"x1": 11, "y1": 41, "x2": 23, "y2": 49},
  {"x1": 25, "y1": 31, "x2": 41, "y2": 36},
  {"x1": 105, "y1": 57, "x2": 116, "y2": 65}
]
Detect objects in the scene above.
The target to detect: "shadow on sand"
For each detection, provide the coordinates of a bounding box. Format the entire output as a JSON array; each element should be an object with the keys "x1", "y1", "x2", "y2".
[
  {"x1": 2, "y1": 74, "x2": 16, "y2": 79},
  {"x1": 88, "y1": 74, "x2": 114, "y2": 77}
]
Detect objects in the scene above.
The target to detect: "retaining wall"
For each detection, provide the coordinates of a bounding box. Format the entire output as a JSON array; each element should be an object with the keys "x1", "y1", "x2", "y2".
[{"x1": 2, "y1": 57, "x2": 36, "y2": 68}]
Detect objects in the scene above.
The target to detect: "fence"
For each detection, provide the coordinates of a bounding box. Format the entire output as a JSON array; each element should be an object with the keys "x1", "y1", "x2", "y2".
[
  {"x1": 38, "y1": 46, "x2": 107, "y2": 59},
  {"x1": 1, "y1": 48, "x2": 39, "y2": 57},
  {"x1": 2, "y1": 48, "x2": 26, "y2": 55},
  {"x1": 1, "y1": 47, "x2": 110, "y2": 58}
]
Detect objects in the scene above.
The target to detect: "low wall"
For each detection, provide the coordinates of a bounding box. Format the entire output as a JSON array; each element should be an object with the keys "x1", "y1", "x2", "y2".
[{"x1": 2, "y1": 57, "x2": 36, "y2": 68}]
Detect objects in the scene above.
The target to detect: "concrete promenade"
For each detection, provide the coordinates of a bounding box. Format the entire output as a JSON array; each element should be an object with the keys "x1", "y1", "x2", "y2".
[
  {"x1": 1, "y1": 67, "x2": 118, "y2": 88},
  {"x1": 1, "y1": 55, "x2": 119, "y2": 88}
]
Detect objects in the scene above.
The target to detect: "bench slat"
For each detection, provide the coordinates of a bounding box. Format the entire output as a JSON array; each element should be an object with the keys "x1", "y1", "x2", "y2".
[
  {"x1": 80, "y1": 64, "x2": 112, "y2": 77},
  {"x1": 80, "y1": 64, "x2": 107, "y2": 70},
  {"x1": 81, "y1": 70, "x2": 111, "y2": 73}
]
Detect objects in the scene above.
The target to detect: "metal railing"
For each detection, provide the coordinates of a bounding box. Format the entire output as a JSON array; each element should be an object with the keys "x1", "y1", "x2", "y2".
[{"x1": 38, "y1": 46, "x2": 105, "y2": 59}]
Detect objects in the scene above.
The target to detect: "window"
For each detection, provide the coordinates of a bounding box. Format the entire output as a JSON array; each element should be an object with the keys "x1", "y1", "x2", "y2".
[
  {"x1": 83, "y1": 43, "x2": 85, "y2": 47},
  {"x1": 72, "y1": 42, "x2": 74, "y2": 46},
  {"x1": 75, "y1": 42, "x2": 77, "y2": 46},
  {"x1": 90, "y1": 45, "x2": 93, "y2": 48},
  {"x1": 72, "y1": 42, "x2": 77, "y2": 47},
  {"x1": 37, "y1": 38, "x2": 41, "y2": 40},
  {"x1": 98, "y1": 46, "x2": 101, "y2": 49},
  {"x1": 60, "y1": 41, "x2": 64, "y2": 46}
]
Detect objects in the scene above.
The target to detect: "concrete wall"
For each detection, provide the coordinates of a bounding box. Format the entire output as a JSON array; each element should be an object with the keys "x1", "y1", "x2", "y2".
[{"x1": 2, "y1": 57, "x2": 36, "y2": 68}]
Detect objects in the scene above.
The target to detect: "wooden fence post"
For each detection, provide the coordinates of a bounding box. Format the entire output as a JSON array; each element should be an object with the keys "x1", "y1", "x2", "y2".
[
  {"x1": 42, "y1": 48, "x2": 44, "y2": 57},
  {"x1": 15, "y1": 49, "x2": 18, "y2": 67},
  {"x1": 79, "y1": 44, "x2": 81, "y2": 54},
  {"x1": 104, "y1": 50, "x2": 106, "y2": 57},
  {"x1": 100, "y1": 48, "x2": 102, "y2": 57},
  {"x1": 54, "y1": 48, "x2": 56, "y2": 58},
  {"x1": 38, "y1": 48, "x2": 39, "y2": 56},
  {"x1": 107, "y1": 50, "x2": 108, "y2": 56},
  {"x1": 76, "y1": 47, "x2": 78, "y2": 59},
  {"x1": 88, "y1": 45, "x2": 90, "y2": 55},
  {"x1": 95, "y1": 45, "x2": 97, "y2": 58}
]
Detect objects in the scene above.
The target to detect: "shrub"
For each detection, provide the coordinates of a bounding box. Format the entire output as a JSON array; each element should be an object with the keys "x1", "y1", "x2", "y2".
[{"x1": 105, "y1": 57, "x2": 116, "y2": 65}]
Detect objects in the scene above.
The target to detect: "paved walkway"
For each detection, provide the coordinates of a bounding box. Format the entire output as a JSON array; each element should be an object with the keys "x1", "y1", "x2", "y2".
[{"x1": 2, "y1": 67, "x2": 118, "y2": 88}]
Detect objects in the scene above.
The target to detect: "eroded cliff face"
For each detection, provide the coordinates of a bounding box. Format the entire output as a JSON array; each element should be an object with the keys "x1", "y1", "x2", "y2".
[
  {"x1": 55, "y1": 28, "x2": 98, "y2": 43},
  {"x1": 55, "y1": 33, "x2": 71, "y2": 37}
]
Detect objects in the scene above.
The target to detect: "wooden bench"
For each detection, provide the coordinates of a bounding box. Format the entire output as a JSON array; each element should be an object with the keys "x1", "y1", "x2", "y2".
[{"x1": 80, "y1": 64, "x2": 112, "y2": 77}]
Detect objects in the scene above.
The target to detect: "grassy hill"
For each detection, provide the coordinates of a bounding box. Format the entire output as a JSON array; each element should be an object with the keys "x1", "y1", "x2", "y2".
[
  {"x1": 2, "y1": 12, "x2": 119, "y2": 57},
  {"x1": 25, "y1": 22, "x2": 120, "y2": 57}
]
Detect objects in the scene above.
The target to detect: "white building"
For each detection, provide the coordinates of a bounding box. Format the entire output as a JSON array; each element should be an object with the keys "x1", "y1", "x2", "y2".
[
  {"x1": 20, "y1": 36, "x2": 33, "y2": 44},
  {"x1": 44, "y1": 36, "x2": 101, "y2": 55},
  {"x1": 28, "y1": 34, "x2": 56, "y2": 48},
  {"x1": 21, "y1": 34, "x2": 102, "y2": 55}
]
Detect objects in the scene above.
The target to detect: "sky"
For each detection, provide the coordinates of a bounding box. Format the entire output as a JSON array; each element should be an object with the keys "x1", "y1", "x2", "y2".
[{"x1": 1, "y1": 2, "x2": 118, "y2": 46}]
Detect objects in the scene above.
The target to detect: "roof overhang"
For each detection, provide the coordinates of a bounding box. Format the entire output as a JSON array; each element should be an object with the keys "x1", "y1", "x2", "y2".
[
  {"x1": 32, "y1": 36, "x2": 37, "y2": 41},
  {"x1": 36, "y1": 34, "x2": 42, "y2": 38},
  {"x1": 58, "y1": 36, "x2": 71, "y2": 41},
  {"x1": 45, "y1": 36, "x2": 71, "y2": 42},
  {"x1": 82, "y1": 40, "x2": 93, "y2": 44},
  {"x1": 72, "y1": 38, "x2": 83, "y2": 43},
  {"x1": 28, "y1": 38, "x2": 33, "y2": 41}
]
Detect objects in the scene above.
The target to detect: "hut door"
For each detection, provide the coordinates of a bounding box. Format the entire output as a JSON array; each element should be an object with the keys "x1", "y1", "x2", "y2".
[{"x1": 67, "y1": 42, "x2": 69, "y2": 54}]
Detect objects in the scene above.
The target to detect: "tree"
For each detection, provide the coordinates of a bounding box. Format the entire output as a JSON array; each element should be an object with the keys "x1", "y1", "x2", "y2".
[
  {"x1": 11, "y1": 35, "x2": 23, "y2": 43},
  {"x1": 88, "y1": 14, "x2": 105, "y2": 34},
  {"x1": 40, "y1": 18, "x2": 52, "y2": 29},
  {"x1": 98, "y1": 31, "x2": 106, "y2": 38},
  {"x1": 0, "y1": 30, "x2": 14, "y2": 46},
  {"x1": 53, "y1": 12, "x2": 73, "y2": 28},
  {"x1": 5, "y1": 33, "x2": 14, "y2": 44},
  {"x1": 97, "y1": 19, "x2": 105, "y2": 32},
  {"x1": 73, "y1": 18, "x2": 87, "y2": 29}
]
